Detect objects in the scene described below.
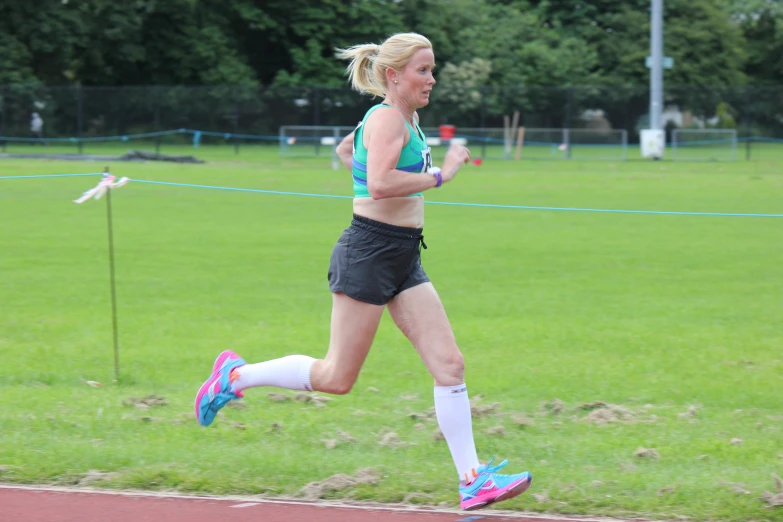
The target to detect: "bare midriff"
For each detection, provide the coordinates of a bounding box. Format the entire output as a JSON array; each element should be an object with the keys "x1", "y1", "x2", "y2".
[{"x1": 353, "y1": 195, "x2": 425, "y2": 229}]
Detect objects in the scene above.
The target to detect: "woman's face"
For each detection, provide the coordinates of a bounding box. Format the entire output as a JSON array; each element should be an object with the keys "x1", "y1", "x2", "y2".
[{"x1": 395, "y1": 48, "x2": 436, "y2": 109}]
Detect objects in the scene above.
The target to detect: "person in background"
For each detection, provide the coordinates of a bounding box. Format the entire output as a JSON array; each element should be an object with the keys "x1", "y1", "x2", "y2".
[{"x1": 30, "y1": 112, "x2": 44, "y2": 145}]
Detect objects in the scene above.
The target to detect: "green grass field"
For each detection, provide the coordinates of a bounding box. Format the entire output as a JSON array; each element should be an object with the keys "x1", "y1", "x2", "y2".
[{"x1": 1, "y1": 149, "x2": 782, "y2": 521}]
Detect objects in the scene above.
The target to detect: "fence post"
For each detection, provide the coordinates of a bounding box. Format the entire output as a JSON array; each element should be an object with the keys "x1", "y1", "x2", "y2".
[
  {"x1": 233, "y1": 92, "x2": 239, "y2": 155},
  {"x1": 0, "y1": 86, "x2": 5, "y2": 152},
  {"x1": 154, "y1": 90, "x2": 161, "y2": 154},
  {"x1": 77, "y1": 85, "x2": 84, "y2": 154},
  {"x1": 744, "y1": 86, "x2": 751, "y2": 161},
  {"x1": 480, "y1": 86, "x2": 487, "y2": 159},
  {"x1": 314, "y1": 87, "x2": 321, "y2": 156},
  {"x1": 564, "y1": 86, "x2": 573, "y2": 160},
  {"x1": 313, "y1": 86, "x2": 321, "y2": 126}
]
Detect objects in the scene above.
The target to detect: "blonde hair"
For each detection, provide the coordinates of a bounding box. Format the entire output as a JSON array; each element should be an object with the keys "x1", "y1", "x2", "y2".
[{"x1": 335, "y1": 33, "x2": 433, "y2": 97}]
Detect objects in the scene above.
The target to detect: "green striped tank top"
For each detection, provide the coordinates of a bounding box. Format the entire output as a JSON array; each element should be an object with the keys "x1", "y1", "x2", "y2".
[{"x1": 351, "y1": 104, "x2": 432, "y2": 198}]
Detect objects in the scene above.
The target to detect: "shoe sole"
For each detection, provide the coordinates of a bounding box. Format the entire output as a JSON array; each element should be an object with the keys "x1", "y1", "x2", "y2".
[
  {"x1": 461, "y1": 475, "x2": 533, "y2": 511},
  {"x1": 194, "y1": 373, "x2": 222, "y2": 426},
  {"x1": 495, "y1": 475, "x2": 532, "y2": 503}
]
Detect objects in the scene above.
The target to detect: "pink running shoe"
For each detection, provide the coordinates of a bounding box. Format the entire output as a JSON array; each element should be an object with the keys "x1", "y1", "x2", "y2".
[
  {"x1": 459, "y1": 457, "x2": 532, "y2": 511},
  {"x1": 194, "y1": 350, "x2": 246, "y2": 427}
]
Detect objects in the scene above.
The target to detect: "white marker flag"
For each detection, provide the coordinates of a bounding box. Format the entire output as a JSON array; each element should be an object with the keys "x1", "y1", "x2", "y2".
[{"x1": 74, "y1": 174, "x2": 129, "y2": 204}]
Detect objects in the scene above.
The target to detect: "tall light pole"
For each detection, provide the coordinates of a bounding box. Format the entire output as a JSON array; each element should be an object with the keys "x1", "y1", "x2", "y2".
[{"x1": 650, "y1": 0, "x2": 664, "y2": 131}]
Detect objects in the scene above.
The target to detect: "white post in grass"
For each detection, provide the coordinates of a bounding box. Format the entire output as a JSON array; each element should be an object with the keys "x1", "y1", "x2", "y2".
[{"x1": 641, "y1": 0, "x2": 666, "y2": 160}]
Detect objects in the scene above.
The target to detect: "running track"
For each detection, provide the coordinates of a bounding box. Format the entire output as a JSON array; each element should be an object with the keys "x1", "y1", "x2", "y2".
[{"x1": 0, "y1": 485, "x2": 632, "y2": 522}]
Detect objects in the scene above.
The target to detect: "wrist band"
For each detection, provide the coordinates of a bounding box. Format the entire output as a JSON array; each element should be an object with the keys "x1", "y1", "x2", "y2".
[{"x1": 429, "y1": 167, "x2": 443, "y2": 188}]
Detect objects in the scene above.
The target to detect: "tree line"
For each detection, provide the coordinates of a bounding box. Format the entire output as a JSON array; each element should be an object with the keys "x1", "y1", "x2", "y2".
[{"x1": 1, "y1": 0, "x2": 781, "y2": 88}]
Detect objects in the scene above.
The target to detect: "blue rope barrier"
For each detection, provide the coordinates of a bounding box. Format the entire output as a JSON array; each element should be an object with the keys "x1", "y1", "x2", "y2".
[
  {"x1": 194, "y1": 130, "x2": 280, "y2": 141},
  {"x1": 131, "y1": 179, "x2": 354, "y2": 200},
  {"x1": 128, "y1": 178, "x2": 783, "y2": 218},
  {"x1": 738, "y1": 136, "x2": 783, "y2": 143},
  {"x1": 2, "y1": 173, "x2": 780, "y2": 217},
  {"x1": 0, "y1": 173, "x2": 102, "y2": 180},
  {"x1": 675, "y1": 139, "x2": 739, "y2": 147},
  {"x1": 0, "y1": 130, "x2": 184, "y2": 143}
]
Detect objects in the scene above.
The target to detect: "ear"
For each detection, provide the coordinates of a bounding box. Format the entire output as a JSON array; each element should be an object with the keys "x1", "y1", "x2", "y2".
[{"x1": 385, "y1": 67, "x2": 398, "y2": 85}]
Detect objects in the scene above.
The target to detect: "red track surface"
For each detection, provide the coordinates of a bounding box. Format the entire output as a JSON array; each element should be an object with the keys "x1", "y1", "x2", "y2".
[{"x1": 0, "y1": 485, "x2": 605, "y2": 522}]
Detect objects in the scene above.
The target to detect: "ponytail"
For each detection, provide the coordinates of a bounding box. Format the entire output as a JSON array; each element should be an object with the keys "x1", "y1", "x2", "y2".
[{"x1": 335, "y1": 44, "x2": 385, "y2": 97}]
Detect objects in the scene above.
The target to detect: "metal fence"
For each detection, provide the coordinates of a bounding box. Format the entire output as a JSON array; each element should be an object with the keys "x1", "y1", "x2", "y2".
[{"x1": 1, "y1": 84, "x2": 781, "y2": 148}]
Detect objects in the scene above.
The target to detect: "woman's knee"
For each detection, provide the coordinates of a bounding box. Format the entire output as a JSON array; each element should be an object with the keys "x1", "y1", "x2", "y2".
[
  {"x1": 431, "y1": 349, "x2": 465, "y2": 385},
  {"x1": 320, "y1": 379, "x2": 355, "y2": 396},
  {"x1": 311, "y1": 361, "x2": 357, "y2": 395}
]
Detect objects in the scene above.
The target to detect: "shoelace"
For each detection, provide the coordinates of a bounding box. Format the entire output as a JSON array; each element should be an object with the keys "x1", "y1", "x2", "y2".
[
  {"x1": 210, "y1": 391, "x2": 238, "y2": 412},
  {"x1": 479, "y1": 456, "x2": 509, "y2": 474},
  {"x1": 462, "y1": 457, "x2": 510, "y2": 486}
]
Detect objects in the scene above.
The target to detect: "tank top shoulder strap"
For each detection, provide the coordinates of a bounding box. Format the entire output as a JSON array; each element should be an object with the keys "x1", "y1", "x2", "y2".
[{"x1": 353, "y1": 104, "x2": 395, "y2": 155}]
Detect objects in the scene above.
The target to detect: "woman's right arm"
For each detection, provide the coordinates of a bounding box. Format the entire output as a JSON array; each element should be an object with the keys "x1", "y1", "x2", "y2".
[{"x1": 365, "y1": 111, "x2": 471, "y2": 200}]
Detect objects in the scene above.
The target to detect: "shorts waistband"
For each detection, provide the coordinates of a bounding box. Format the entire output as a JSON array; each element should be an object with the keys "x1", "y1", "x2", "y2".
[{"x1": 351, "y1": 214, "x2": 423, "y2": 240}]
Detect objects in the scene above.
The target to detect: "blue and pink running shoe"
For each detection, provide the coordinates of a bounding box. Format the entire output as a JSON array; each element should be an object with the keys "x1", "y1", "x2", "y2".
[
  {"x1": 194, "y1": 350, "x2": 246, "y2": 426},
  {"x1": 459, "y1": 457, "x2": 532, "y2": 510}
]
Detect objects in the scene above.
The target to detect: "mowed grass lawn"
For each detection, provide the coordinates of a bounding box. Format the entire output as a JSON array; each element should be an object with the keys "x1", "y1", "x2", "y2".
[{"x1": 1, "y1": 150, "x2": 782, "y2": 521}]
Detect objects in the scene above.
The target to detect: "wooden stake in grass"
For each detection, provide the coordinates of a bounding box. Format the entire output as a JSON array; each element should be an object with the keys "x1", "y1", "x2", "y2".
[
  {"x1": 503, "y1": 115, "x2": 510, "y2": 159},
  {"x1": 515, "y1": 126, "x2": 525, "y2": 160},
  {"x1": 503, "y1": 111, "x2": 520, "y2": 160},
  {"x1": 72, "y1": 166, "x2": 129, "y2": 384}
]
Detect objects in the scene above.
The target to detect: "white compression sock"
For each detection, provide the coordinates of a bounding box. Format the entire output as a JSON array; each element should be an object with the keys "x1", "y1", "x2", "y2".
[
  {"x1": 434, "y1": 384, "x2": 481, "y2": 483},
  {"x1": 232, "y1": 355, "x2": 316, "y2": 392}
]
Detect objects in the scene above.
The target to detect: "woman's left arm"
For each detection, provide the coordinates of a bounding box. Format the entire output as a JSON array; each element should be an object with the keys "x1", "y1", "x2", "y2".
[{"x1": 336, "y1": 131, "x2": 355, "y2": 173}]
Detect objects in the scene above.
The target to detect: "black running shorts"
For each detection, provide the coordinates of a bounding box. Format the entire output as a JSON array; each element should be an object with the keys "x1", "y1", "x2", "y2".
[{"x1": 328, "y1": 214, "x2": 430, "y2": 305}]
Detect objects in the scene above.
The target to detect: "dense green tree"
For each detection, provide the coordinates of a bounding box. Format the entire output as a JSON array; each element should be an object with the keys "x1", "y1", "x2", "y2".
[
  {"x1": 532, "y1": 0, "x2": 747, "y2": 87},
  {"x1": 0, "y1": 32, "x2": 38, "y2": 85},
  {"x1": 727, "y1": 0, "x2": 783, "y2": 84},
  {"x1": 0, "y1": 0, "x2": 257, "y2": 86},
  {"x1": 0, "y1": 0, "x2": 778, "y2": 90},
  {"x1": 74, "y1": 0, "x2": 257, "y2": 85},
  {"x1": 527, "y1": 0, "x2": 749, "y2": 133},
  {"x1": 0, "y1": 1, "x2": 86, "y2": 84},
  {"x1": 262, "y1": 0, "x2": 407, "y2": 86}
]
